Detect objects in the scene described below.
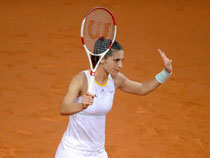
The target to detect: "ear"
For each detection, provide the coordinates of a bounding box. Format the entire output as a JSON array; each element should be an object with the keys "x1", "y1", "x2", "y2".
[{"x1": 100, "y1": 58, "x2": 106, "y2": 64}]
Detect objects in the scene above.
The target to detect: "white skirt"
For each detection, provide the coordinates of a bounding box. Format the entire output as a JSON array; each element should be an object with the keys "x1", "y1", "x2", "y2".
[{"x1": 55, "y1": 143, "x2": 108, "y2": 158}]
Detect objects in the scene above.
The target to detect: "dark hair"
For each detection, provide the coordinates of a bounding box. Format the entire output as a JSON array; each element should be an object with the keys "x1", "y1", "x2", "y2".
[{"x1": 91, "y1": 37, "x2": 123, "y2": 67}]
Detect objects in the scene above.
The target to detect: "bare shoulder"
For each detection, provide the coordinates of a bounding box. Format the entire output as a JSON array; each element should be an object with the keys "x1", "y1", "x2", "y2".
[
  {"x1": 111, "y1": 72, "x2": 127, "y2": 89},
  {"x1": 67, "y1": 71, "x2": 87, "y2": 94},
  {"x1": 72, "y1": 71, "x2": 86, "y2": 83}
]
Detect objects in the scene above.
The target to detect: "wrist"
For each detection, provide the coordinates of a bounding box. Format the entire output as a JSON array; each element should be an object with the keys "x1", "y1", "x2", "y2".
[
  {"x1": 82, "y1": 103, "x2": 88, "y2": 109},
  {"x1": 165, "y1": 68, "x2": 171, "y2": 73},
  {"x1": 155, "y1": 68, "x2": 172, "y2": 83}
]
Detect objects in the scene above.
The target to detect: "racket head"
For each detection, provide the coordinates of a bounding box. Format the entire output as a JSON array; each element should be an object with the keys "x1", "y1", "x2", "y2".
[{"x1": 81, "y1": 7, "x2": 117, "y2": 56}]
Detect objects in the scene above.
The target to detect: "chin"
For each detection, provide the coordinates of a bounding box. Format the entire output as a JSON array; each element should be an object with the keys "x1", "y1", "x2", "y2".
[{"x1": 111, "y1": 71, "x2": 119, "y2": 77}]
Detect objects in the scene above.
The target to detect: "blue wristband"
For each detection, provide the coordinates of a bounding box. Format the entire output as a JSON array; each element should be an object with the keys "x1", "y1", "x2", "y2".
[{"x1": 155, "y1": 68, "x2": 172, "y2": 83}]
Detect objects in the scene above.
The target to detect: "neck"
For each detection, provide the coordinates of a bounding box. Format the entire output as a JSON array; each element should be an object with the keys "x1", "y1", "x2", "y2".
[{"x1": 94, "y1": 64, "x2": 109, "y2": 85}]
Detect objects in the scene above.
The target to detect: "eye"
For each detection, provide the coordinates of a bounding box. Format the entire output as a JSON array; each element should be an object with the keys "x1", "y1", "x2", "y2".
[{"x1": 113, "y1": 59, "x2": 120, "y2": 63}]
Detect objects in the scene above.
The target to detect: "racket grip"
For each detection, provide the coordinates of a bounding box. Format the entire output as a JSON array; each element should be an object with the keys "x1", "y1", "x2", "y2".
[{"x1": 88, "y1": 75, "x2": 95, "y2": 94}]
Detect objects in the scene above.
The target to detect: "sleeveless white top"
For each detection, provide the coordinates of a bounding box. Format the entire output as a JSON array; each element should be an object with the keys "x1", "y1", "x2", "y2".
[{"x1": 61, "y1": 70, "x2": 115, "y2": 151}]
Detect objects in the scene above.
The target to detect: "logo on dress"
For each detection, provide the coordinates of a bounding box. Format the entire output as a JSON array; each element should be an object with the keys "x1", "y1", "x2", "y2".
[
  {"x1": 109, "y1": 90, "x2": 114, "y2": 94},
  {"x1": 101, "y1": 89, "x2": 105, "y2": 93}
]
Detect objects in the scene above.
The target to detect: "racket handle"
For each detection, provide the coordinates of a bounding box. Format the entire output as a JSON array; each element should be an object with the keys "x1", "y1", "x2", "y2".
[{"x1": 88, "y1": 75, "x2": 95, "y2": 94}]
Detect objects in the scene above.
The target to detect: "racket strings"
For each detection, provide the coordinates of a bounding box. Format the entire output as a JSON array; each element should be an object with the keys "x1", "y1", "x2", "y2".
[
  {"x1": 94, "y1": 37, "x2": 111, "y2": 54},
  {"x1": 91, "y1": 37, "x2": 111, "y2": 68},
  {"x1": 83, "y1": 9, "x2": 115, "y2": 55}
]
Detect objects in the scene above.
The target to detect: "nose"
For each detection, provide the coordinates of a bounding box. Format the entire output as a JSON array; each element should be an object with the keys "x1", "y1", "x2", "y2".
[{"x1": 118, "y1": 60, "x2": 123, "y2": 69}]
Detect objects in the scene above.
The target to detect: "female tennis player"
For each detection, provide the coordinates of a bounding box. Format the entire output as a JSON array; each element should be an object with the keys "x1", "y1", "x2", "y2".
[{"x1": 55, "y1": 39, "x2": 172, "y2": 158}]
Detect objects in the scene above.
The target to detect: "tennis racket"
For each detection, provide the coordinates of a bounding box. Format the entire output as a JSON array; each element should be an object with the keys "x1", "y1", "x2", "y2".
[{"x1": 81, "y1": 7, "x2": 117, "y2": 94}]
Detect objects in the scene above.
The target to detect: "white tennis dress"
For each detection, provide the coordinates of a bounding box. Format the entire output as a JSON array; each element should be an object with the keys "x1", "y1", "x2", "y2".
[{"x1": 55, "y1": 70, "x2": 115, "y2": 158}]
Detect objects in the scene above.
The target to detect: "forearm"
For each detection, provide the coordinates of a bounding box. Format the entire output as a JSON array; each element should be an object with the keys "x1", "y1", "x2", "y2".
[
  {"x1": 141, "y1": 68, "x2": 172, "y2": 95},
  {"x1": 60, "y1": 102, "x2": 85, "y2": 116},
  {"x1": 140, "y1": 78, "x2": 161, "y2": 95},
  {"x1": 120, "y1": 78, "x2": 160, "y2": 95}
]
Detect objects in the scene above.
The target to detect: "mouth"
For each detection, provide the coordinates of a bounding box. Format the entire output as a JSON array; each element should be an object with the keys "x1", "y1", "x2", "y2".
[{"x1": 115, "y1": 69, "x2": 120, "y2": 73}]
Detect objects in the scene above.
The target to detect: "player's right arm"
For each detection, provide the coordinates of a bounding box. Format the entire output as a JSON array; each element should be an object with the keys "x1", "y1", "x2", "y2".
[{"x1": 60, "y1": 73, "x2": 94, "y2": 115}]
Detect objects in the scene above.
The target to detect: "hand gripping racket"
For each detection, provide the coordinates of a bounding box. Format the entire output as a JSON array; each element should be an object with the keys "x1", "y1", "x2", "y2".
[{"x1": 81, "y1": 7, "x2": 117, "y2": 94}]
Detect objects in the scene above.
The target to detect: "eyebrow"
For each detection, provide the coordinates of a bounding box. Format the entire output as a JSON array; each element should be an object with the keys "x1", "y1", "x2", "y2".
[{"x1": 113, "y1": 57, "x2": 124, "y2": 60}]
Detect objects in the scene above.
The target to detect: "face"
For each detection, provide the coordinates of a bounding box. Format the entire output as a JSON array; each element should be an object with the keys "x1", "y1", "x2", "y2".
[{"x1": 102, "y1": 50, "x2": 124, "y2": 76}]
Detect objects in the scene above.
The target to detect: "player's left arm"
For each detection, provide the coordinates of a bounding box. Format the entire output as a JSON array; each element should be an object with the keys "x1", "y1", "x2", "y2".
[{"x1": 116, "y1": 49, "x2": 173, "y2": 95}]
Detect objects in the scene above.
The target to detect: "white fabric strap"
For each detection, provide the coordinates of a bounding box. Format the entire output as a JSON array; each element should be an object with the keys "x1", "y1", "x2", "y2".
[{"x1": 155, "y1": 68, "x2": 172, "y2": 83}]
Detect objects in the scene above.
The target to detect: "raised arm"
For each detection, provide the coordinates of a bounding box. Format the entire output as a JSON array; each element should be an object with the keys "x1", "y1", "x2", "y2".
[
  {"x1": 60, "y1": 73, "x2": 95, "y2": 115},
  {"x1": 115, "y1": 49, "x2": 172, "y2": 95}
]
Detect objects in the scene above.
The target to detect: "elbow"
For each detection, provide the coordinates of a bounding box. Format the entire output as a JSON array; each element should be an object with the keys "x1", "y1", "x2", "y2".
[
  {"x1": 136, "y1": 89, "x2": 148, "y2": 96},
  {"x1": 60, "y1": 108, "x2": 67, "y2": 115},
  {"x1": 60, "y1": 106, "x2": 67, "y2": 115},
  {"x1": 60, "y1": 102, "x2": 78, "y2": 116},
  {"x1": 139, "y1": 92, "x2": 148, "y2": 96},
  {"x1": 60, "y1": 103, "x2": 71, "y2": 116},
  {"x1": 138, "y1": 90, "x2": 151, "y2": 96},
  {"x1": 60, "y1": 108, "x2": 73, "y2": 116}
]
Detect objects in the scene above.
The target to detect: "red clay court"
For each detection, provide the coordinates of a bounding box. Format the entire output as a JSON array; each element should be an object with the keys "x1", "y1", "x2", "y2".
[{"x1": 0, "y1": 0, "x2": 209, "y2": 157}]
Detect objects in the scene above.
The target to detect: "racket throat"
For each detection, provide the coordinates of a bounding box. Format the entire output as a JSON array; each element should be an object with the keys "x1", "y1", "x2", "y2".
[
  {"x1": 90, "y1": 70, "x2": 95, "y2": 76},
  {"x1": 88, "y1": 72, "x2": 95, "y2": 94}
]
